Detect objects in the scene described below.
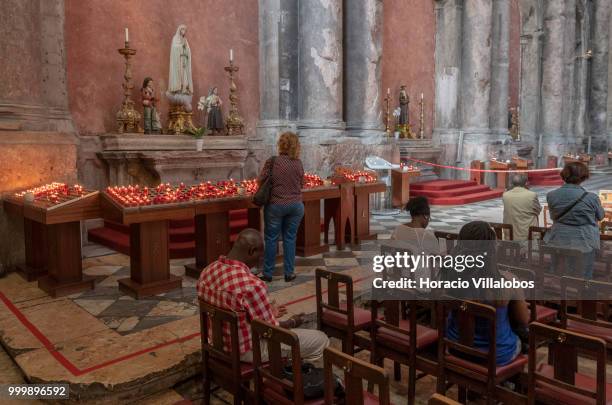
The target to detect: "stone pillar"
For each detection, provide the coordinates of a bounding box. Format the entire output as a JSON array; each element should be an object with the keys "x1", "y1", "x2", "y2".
[
  {"x1": 589, "y1": 0, "x2": 611, "y2": 152},
  {"x1": 562, "y1": 0, "x2": 577, "y2": 145},
  {"x1": 433, "y1": 0, "x2": 464, "y2": 176},
  {"x1": 489, "y1": 0, "x2": 511, "y2": 136},
  {"x1": 461, "y1": 0, "x2": 493, "y2": 135},
  {"x1": 540, "y1": 0, "x2": 567, "y2": 158},
  {"x1": 572, "y1": 0, "x2": 590, "y2": 148},
  {"x1": 297, "y1": 0, "x2": 344, "y2": 142},
  {"x1": 344, "y1": 0, "x2": 384, "y2": 139}
]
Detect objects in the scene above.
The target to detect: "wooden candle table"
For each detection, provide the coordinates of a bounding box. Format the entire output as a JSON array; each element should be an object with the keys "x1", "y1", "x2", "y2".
[
  {"x1": 297, "y1": 185, "x2": 341, "y2": 256},
  {"x1": 470, "y1": 160, "x2": 485, "y2": 185},
  {"x1": 489, "y1": 160, "x2": 515, "y2": 190},
  {"x1": 563, "y1": 155, "x2": 590, "y2": 165},
  {"x1": 353, "y1": 181, "x2": 386, "y2": 243},
  {"x1": 3, "y1": 184, "x2": 99, "y2": 297},
  {"x1": 512, "y1": 157, "x2": 532, "y2": 170},
  {"x1": 101, "y1": 193, "x2": 190, "y2": 299},
  {"x1": 391, "y1": 169, "x2": 421, "y2": 208},
  {"x1": 323, "y1": 182, "x2": 355, "y2": 251},
  {"x1": 184, "y1": 196, "x2": 261, "y2": 279}
]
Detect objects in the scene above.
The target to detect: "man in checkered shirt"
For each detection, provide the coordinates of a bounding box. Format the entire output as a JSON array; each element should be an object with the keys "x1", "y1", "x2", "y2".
[{"x1": 197, "y1": 229, "x2": 329, "y2": 363}]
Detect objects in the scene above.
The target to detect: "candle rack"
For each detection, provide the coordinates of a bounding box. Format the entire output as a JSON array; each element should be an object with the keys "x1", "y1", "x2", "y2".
[
  {"x1": 116, "y1": 41, "x2": 143, "y2": 134},
  {"x1": 224, "y1": 59, "x2": 245, "y2": 136}
]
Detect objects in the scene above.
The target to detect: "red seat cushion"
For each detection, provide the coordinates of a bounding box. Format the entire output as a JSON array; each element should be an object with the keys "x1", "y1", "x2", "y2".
[
  {"x1": 363, "y1": 390, "x2": 384, "y2": 405},
  {"x1": 239, "y1": 362, "x2": 256, "y2": 378},
  {"x1": 445, "y1": 353, "x2": 527, "y2": 382},
  {"x1": 536, "y1": 363, "x2": 612, "y2": 405},
  {"x1": 535, "y1": 305, "x2": 558, "y2": 323},
  {"x1": 376, "y1": 319, "x2": 438, "y2": 351},
  {"x1": 322, "y1": 303, "x2": 372, "y2": 330},
  {"x1": 566, "y1": 320, "x2": 612, "y2": 345}
]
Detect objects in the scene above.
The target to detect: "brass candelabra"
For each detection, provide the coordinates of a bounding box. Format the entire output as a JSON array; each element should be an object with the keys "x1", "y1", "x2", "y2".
[
  {"x1": 116, "y1": 41, "x2": 143, "y2": 134},
  {"x1": 384, "y1": 93, "x2": 391, "y2": 136},
  {"x1": 224, "y1": 60, "x2": 245, "y2": 136},
  {"x1": 419, "y1": 96, "x2": 425, "y2": 139}
]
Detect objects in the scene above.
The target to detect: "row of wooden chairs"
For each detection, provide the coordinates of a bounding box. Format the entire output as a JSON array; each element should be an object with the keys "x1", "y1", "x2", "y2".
[
  {"x1": 314, "y1": 266, "x2": 612, "y2": 404},
  {"x1": 199, "y1": 298, "x2": 391, "y2": 404}
]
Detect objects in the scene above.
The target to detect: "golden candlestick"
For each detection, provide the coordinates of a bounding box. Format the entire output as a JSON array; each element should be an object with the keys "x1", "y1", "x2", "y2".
[
  {"x1": 224, "y1": 59, "x2": 245, "y2": 136},
  {"x1": 419, "y1": 95, "x2": 425, "y2": 139},
  {"x1": 116, "y1": 41, "x2": 143, "y2": 134},
  {"x1": 384, "y1": 93, "x2": 391, "y2": 136}
]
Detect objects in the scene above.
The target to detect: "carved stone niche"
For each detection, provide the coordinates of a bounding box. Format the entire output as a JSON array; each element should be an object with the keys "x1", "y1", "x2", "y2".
[{"x1": 97, "y1": 134, "x2": 248, "y2": 186}]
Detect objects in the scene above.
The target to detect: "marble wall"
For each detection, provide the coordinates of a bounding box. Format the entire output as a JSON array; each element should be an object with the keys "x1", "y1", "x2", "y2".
[{"x1": 64, "y1": 0, "x2": 260, "y2": 135}]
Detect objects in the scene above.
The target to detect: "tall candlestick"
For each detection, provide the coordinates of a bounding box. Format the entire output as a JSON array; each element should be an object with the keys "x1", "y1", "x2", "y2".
[
  {"x1": 224, "y1": 59, "x2": 245, "y2": 136},
  {"x1": 230, "y1": 49, "x2": 234, "y2": 62},
  {"x1": 387, "y1": 87, "x2": 390, "y2": 95},
  {"x1": 419, "y1": 93, "x2": 425, "y2": 140},
  {"x1": 125, "y1": 28, "x2": 129, "y2": 43}
]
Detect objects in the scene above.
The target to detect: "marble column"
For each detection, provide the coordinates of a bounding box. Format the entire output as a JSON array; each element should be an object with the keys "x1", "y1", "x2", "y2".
[
  {"x1": 297, "y1": 0, "x2": 344, "y2": 142},
  {"x1": 518, "y1": 3, "x2": 544, "y2": 149},
  {"x1": 489, "y1": 0, "x2": 511, "y2": 137},
  {"x1": 540, "y1": 0, "x2": 567, "y2": 157},
  {"x1": 572, "y1": 0, "x2": 590, "y2": 147},
  {"x1": 344, "y1": 0, "x2": 384, "y2": 139},
  {"x1": 562, "y1": 0, "x2": 578, "y2": 144},
  {"x1": 589, "y1": 0, "x2": 611, "y2": 152},
  {"x1": 433, "y1": 0, "x2": 464, "y2": 175},
  {"x1": 607, "y1": 11, "x2": 612, "y2": 145}
]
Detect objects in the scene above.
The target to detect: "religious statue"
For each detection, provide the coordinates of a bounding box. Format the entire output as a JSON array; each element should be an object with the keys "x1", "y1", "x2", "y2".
[
  {"x1": 198, "y1": 87, "x2": 224, "y2": 135},
  {"x1": 398, "y1": 85, "x2": 409, "y2": 126},
  {"x1": 166, "y1": 24, "x2": 196, "y2": 134},
  {"x1": 141, "y1": 77, "x2": 161, "y2": 134}
]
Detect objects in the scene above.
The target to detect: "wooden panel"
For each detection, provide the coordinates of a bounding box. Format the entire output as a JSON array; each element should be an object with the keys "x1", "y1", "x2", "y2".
[
  {"x1": 354, "y1": 182, "x2": 386, "y2": 196},
  {"x1": 20, "y1": 218, "x2": 48, "y2": 281},
  {"x1": 45, "y1": 193, "x2": 102, "y2": 224},
  {"x1": 129, "y1": 220, "x2": 170, "y2": 284},
  {"x1": 297, "y1": 199, "x2": 329, "y2": 256},
  {"x1": 302, "y1": 186, "x2": 340, "y2": 201},
  {"x1": 391, "y1": 170, "x2": 420, "y2": 208},
  {"x1": 247, "y1": 207, "x2": 262, "y2": 230},
  {"x1": 123, "y1": 205, "x2": 195, "y2": 224},
  {"x1": 470, "y1": 160, "x2": 485, "y2": 185}
]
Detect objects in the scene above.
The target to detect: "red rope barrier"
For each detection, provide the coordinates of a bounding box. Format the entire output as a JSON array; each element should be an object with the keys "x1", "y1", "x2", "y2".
[{"x1": 404, "y1": 157, "x2": 562, "y2": 174}]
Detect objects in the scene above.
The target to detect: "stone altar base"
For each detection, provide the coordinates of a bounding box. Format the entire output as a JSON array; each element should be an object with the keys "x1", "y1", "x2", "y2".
[
  {"x1": 397, "y1": 139, "x2": 443, "y2": 182},
  {"x1": 95, "y1": 134, "x2": 249, "y2": 186}
]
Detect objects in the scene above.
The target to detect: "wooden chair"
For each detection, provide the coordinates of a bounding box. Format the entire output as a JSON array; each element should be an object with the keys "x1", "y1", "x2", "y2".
[
  {"x1": 370, "y1": 297, "x2": 438, "y2": 405},
  {"x1": 428, "y1": 393, "x2": 461, "y2": 405},
  {"x1": 496, "y1": 240, "x2": 524, "y2": 266},
  {"x1": 251, "y1": 320, "x2": 314, "y2": 405},
  {"x1": 434, "y1": 231, "x2": 458, "y2": 253},
  {"x1": 315, "y1": 268, "x2": 371, "y2": 355},
  {"x1": 199, "y1": 300, "x2": 254, "y2": 405},
  {"x1": 323, "y1": 347, "x2": 391, "y2": 405},
  {"x1": 560, "y1": 276, "x2": 612, "y2": 350},
  {"x1": 488, "y1": 222, "x2": 514, "y2": 241},
  {"x1": 498, "y1": 264, "x2": 558, "y2": 324},
  {"x1": 528, "y1": 322, "x2": 609, "y2": 405},
  {"x1": 436, "y1": 298, "x2": 528, "y2": 405}
]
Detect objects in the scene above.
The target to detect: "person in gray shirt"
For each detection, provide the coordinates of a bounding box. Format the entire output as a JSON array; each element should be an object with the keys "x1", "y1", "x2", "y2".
[{"x1": 544, "y1": 162, "x2": 605, "y2": 278}]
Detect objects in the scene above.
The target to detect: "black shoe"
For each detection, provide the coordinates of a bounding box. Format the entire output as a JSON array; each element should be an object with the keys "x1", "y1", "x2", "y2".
[
  {"x1": 258, "y1": 274, "x2": 273, "y2": 282},
  {"x1": 284, "y1": 274, "x2": 297, "y2": 282}
]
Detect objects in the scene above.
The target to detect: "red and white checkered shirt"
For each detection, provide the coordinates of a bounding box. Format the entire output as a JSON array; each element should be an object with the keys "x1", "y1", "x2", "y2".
[{"x1": 197, "y1": 256, "x2": 278, "y2": 354}]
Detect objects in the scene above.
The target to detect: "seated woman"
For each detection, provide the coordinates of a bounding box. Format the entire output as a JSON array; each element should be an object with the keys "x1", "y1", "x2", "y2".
[
  {"x1": 392, "y1": 196, "x2": 441, "y2": 254},
  {"x1": 544, "y1": 162, "x2": 605, "y2": 278},
  {"x1": 445, "y1": 221, "x2": 530, "y2": 366}
]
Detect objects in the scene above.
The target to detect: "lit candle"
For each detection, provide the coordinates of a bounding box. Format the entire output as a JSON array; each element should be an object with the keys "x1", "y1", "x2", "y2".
[
  {"x1": 421, "y1": 92, "x2": 424, "y2": 100},
  {"x1": 230, "y1": 49, "x2": 234, "y2": 62},
  {"x1": 125, "y1": 28, "x2": 129, "y2": 43},
  {"x1": 387, "y1": 88, "x2": 390, "y2": 95}
]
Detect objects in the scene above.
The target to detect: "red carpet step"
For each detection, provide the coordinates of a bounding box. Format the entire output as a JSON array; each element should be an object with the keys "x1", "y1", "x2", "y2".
[
  {"x1": 410, "y1": 180, "x2": 504, "y2": 205},
  {"x1": 88, "y1": 210, "x2": 249, "y2": 259},
  {"x1": 528, "y1": 170, "x2": 563, "y2": 186}
]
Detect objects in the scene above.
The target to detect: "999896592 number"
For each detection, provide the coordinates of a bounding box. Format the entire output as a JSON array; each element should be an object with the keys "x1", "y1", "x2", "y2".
[{"x1": 1, "y1": 384, "x2": 69, "y2": 399}]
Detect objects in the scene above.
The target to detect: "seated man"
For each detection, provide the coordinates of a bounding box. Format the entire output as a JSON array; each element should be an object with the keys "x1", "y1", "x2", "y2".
[
  {"x1": 502, "y1": 174, "x2": 542, "y2": 241},
  {"x1": 197, "y1": 228, "x2": 329, "y2": 363}
]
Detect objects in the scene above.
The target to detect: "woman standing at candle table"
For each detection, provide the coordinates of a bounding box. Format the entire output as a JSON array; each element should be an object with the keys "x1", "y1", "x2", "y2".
[{"x1": 258, "y1": 132, "x2": 305, "y2": 283}]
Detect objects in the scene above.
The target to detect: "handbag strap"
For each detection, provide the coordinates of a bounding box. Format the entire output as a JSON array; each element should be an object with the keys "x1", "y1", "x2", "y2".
[
  {"x1": 552, "y1": 191, "x2": 588, "y2": 222},
  {"x1": 267, "y1": 156, "x2": 277, "y2": 182}
]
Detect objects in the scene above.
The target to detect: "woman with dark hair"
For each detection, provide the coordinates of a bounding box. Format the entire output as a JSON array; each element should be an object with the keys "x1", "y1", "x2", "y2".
[
  {"x1": 545, "y1": 162, "x2": 605, "y2": 278},
  {"x1": 392, "y1": 196, "x2": 441, "y2": 253},
  {"x1": 445, "y1": 221, "x2": 530, "y2": 365}
]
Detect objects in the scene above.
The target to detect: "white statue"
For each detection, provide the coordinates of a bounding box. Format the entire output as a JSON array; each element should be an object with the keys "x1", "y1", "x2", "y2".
[{"x1": 166, "y1": 24, "x2": 193, "y2": 111}]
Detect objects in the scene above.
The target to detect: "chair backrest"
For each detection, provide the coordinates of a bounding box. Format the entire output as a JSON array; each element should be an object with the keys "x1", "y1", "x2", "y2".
[
  {"x1": 498, "y1": 264, "x2": 538, "y2": 321},
  {"x1": 429, "y1": 393, "x2": 462, "y2": 405},
  {"x1": 560, "y1": 276, "x2": 612, "y2": 329},
  {"x1": 539, "y1": 245, "x2": 585, "y2": 277},
  {"x1": 488, "y1": 222, "x2": 514, "y2": 241},
  {"x1": 316, "y1": 268, "x2": 355, "y2": 329},
  {"x1": 528, "y1": 226, "x2": 548, "y2": 241},
  {"x1": 434, "y1": 231, "x2": 459, "y2": 253},
  {"x1": 528, "y1": 322, "x2": 607, "y2": 405},
  {"x1": 323, "y1": 347, "x2": 390, "y2": 405},
  {"x1": 251, "y1": 320, "x2": 303, "y2": 405},
  {"x1": 496, "y1": 240, "x2": 522, "y2": 266},
  {"x1": 199, "y1": 299, "x2": 242, "y2": 387},
  {"x1": 438, "y1": 298, "x2": 497, "y2": 380}
]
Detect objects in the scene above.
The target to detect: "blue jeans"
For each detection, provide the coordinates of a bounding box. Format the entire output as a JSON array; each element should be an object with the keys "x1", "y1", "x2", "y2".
[{"x1": 263, "y1": 202, "x2": 304, "y2": 278}]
